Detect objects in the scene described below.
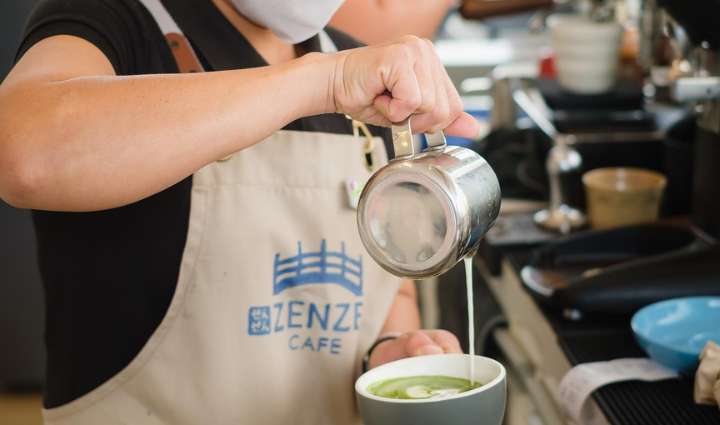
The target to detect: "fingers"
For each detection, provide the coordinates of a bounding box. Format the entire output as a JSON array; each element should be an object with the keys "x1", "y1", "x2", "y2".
[
  {"x1": 404, "y1": 331, "x2": 444, "y2": 356},
  {"x1": 410, "y1": 40, "x2": 452, "y2": 133},
  {"x1": 427, "y1": 329, "x2": 463, "y2": 354},
  {"x1": 373, "y1": 43, "x2": 422, "y2": 123},
  {"x1": 377, "y1": 37, "x2": 470, "y2": 135},
  {"x1": 403, "y1": 329, "x2": 462, "y2": 357},
  {"x1": 411, "y1": 44, "x2": 438, "y2": 117},
  {"x1": 337, "y1": 36, "x2": 476, "y2": 133},
  {"x1": 367, "y1": 329, "x2": 464, "y2": 369}
]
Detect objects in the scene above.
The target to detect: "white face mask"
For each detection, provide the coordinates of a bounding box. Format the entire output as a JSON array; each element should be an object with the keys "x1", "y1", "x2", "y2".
[{"x1": 229, "y1": 0, "x2": 345, "y2": 44}]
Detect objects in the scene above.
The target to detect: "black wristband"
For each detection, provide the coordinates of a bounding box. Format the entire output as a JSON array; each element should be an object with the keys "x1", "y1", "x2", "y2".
[{"x1": 361, "y1": 334, "x2": 400, "y2": 374}]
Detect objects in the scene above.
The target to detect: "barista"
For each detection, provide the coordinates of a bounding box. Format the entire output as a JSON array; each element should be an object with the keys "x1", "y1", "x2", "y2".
[
  {"x1": 0, "y1": 0, "x2": 477, "y2": 424},
  {"x1": 331, "y1": 0, "x2": 458, "y2": 44}
]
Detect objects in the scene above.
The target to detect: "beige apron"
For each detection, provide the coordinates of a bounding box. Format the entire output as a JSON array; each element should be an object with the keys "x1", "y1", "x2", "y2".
[{"x1": 42, "y1": 2, "x2": 400, "y2": 424}]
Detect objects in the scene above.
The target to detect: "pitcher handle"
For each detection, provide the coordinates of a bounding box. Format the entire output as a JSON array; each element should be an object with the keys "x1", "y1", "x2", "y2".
[
  {"x1": 391, "y1": 118, "x2": 447, "y2": 160},
  {"x1": 425, "y1": 131, "x2": 447, "y2": 151},
  {"x1": 391, "y1": 118, "x2": 415, "y2": 160}
]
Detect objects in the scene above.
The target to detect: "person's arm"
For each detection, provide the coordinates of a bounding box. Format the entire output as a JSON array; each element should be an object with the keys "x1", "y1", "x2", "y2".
[
  {"x1": 0, "y1": 34, "x2": 478, "y2": 211},
  {"x1": 0, "y1": 35, "x2": 334, "y2": 211},
  {"x1": 368, "y1": 280, "x2": 462, "y2": 369},
  {"x1": 330, "y1": 0, "x2": 457, "y2": 45},
  {"x1": 379, "y1": 279, "x2": 422, "y2": 334}
]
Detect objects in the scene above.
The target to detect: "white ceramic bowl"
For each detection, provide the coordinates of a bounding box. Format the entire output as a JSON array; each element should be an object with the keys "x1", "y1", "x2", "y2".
[
  {"x1": 550, "y1": 15, "x2": 622, "y2": 94},
  {"x1": 355, "y1": 354, "x2": 506, "y2": 425}
]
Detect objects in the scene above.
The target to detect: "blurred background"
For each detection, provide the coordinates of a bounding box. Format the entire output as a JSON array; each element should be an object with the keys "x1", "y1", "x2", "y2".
[{"x1": 1, "y1": 2, "x2": 44, "y2": 424}]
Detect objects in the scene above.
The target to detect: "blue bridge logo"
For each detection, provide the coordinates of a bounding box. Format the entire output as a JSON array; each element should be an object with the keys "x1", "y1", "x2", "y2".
[{"x1": 273, "y1": 240, "x2": 363, "y2": 296}]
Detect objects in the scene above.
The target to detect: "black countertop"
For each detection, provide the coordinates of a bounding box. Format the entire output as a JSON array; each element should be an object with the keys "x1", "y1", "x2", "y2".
[{"x1": 495, "y1": 249, "x2": 720, "y2": 425}]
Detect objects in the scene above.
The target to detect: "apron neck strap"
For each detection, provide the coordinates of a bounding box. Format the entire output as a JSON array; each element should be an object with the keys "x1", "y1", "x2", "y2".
[
  {"x1": 138, "y1": 0, "x2": 204, "y2": 73},
  {"x1": 139, "y1": 0, "x2": 338, "y2": 74},
  {"x1": 318, "y1": 31, "x2": 338, "y2": 53},
  {"x1": 139, "y1": 0, "x2": 182, "y2": 35}
]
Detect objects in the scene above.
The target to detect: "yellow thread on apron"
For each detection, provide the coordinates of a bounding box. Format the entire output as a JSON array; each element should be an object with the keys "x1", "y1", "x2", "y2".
[{"x1": 347, "y1": 115, "x2": 375, "y2": 171}]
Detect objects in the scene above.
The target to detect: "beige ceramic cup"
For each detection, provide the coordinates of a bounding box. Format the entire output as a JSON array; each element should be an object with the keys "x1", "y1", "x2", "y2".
[{"x1": 583, "y1": 167, "x2": 667, "y2": 229}]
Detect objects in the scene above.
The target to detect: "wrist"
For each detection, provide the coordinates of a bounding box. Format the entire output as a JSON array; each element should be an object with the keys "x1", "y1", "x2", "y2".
[
  {"x1": 292, "y1": 52, "x2": 343, "y2": 116},
  {"x1": 367, "y1": 339, "x2": 395, "y2": 370},
  {"x1": 363, "y1": 332, "x2": 403, "y2": 373}
]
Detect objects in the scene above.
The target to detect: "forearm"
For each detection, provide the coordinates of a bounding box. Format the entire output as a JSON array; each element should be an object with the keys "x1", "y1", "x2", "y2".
[
  {"x1": 331, "y1": 0, "x2": 454, "y2": 44},
  {"x1": 2, "y1": 32, "x2": 480, "y2": 210},
  {"x1": 0, "y1": 52, "x2": 335, "y2": 211},
  {"x1": 368, "y1": 280, "x2": 460, "y2": 368},
  {"x1": 380, "y1": 279, "x2": 421, "y2": 334}
]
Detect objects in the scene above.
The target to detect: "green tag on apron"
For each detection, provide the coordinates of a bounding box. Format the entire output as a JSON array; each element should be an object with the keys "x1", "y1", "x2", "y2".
[{"x1": 345, "y1": 178, "x2": 365, "y2": 210}]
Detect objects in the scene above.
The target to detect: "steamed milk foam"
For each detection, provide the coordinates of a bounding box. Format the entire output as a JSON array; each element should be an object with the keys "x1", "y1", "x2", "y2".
[
  {"x1": 465, "y1": 256, "x2": 475, "y2": 385},
  {"x1": 368, "y1": 375, "x2": 482, "y2": 400}
]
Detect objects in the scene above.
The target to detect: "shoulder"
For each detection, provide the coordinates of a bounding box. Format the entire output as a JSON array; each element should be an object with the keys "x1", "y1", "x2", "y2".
[{"x1": 18, "y1": 0, "x2": 176, "y2": 75}]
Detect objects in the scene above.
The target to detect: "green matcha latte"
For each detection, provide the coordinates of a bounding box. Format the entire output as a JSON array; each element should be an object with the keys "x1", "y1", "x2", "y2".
[{"x1": 368, "y1": 375, "x2": 484, "y2": 400}]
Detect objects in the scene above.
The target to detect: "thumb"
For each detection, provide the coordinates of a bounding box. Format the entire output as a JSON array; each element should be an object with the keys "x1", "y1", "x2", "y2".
[
  {"x1": 404, "y1": 331, "x2": 443, "y2": 357},
  {"x1": 415, "y1": 345, "x2": 445, "y2": 356},
  {"x1": 444, "y1": 112, "x2": 481, "y2": 139}
]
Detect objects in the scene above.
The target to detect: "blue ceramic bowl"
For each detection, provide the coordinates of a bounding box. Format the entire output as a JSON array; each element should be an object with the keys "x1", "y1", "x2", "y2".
[{"x1": 631, "y1": 296, "x2": 720, "y2": 374}]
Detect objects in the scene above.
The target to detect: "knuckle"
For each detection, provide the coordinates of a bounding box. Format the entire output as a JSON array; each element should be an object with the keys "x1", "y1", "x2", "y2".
[
  {"x1": 401, "y1": 34, "x2": 421, "y2": 44},
  {"x1": 405, "y1": 332, "x2": 425, "y2": 346},
  {"x1": 440, "y1": 100, "x2": 452, "y2": 117},
  {"x1": 407, "y1": 95, "x2": 422, "y2": 111},
  {"x1": 403, "y1": 44, "x2": 417, "y2": 61},
  {"x1": 385, "y1": 45, "x2": 406, "y2": 62},
  {"x1": 389, "y1": 44, "x2": 413, "y2": 64},
  {"x1": 385, "y1": 45, "x2": 402, "y2": 61},
  {"x1": 375, "y1": 51, "x2": 390, "y2": 69},
  {"x1": 448, "y1": 98, "x2": 462, "y2": 117},
  {"x1": 389, "y1": 111, "x2": 408, "y2": 124},
  {"x1": 433, "y1": 107, "x2": 450, "y2": 128},
  {"x1": 403, "y1": 35, "x2": 427, "y2": 54},
  {"x1": 422, "y1": 90, "x2": 436, "y2": 108},
  {"x1": 435, "y1": 329, "x2": 455, "y2": 340}
]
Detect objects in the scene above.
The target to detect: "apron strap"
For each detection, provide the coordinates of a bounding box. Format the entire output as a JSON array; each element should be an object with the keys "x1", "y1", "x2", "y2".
[
  {"x1": 138, "y1": 0, "x2": 181, "y2": 35},
  {"x1": 140, "y1": 0, "x2": 338, "y2": 73},
  {"x1": 138, "y1": 0, "x2": 204, "y2": 73},
  {"x1": 318, "y1": 31, "x2": 338, "y2": 53},
  {"x1": 137, "y1": 0, "x2": 341, "y2": 162}
]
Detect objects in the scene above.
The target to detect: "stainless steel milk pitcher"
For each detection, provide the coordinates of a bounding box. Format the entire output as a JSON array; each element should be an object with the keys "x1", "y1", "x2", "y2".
[{"x1": 357, "y1": 119, "x2": 501, "y2": 279}]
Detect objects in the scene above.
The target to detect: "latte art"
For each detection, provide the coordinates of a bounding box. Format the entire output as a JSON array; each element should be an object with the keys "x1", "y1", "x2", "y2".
[{"x1": 368, "y1": 375, "x2": 484, "y2": 400}]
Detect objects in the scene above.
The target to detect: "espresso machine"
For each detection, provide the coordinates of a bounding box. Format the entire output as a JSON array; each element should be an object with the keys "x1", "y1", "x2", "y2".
[
  {"x1": 524, "y1": 1, "x2": 720, "y2": 318},
  {"x1": 657, "y1": 0, "x2": 720, "y2": 238},
  {"x1": 470, "y1": 0, "x2": 720, "y2": 318}
]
